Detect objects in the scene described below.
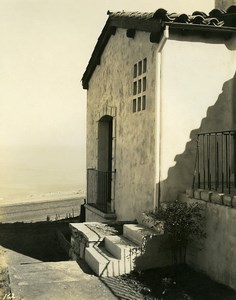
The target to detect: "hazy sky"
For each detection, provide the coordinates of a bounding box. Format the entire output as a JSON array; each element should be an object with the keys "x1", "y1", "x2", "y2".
[
  {"x1": 0, "y1": 0, "x2": 215, "y2": 148},
  {"x1": 0, "y1": 0, "x2": 216, "y2": 200}
]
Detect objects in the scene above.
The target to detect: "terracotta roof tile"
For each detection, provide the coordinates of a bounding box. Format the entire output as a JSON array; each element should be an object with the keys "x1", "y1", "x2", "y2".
[{"x1": 109, "y1": 5, "x2": 236, "y2": 28}]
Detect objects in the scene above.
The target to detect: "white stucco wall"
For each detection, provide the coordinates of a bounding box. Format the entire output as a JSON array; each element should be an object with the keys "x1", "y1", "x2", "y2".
[
  {"x1": 87, "y1": 29, "x2": 158, "y2": 221},
  {"x1": 159, "y1": 34, "x2": 236, "y2": 203},
  {"x1": 182, "y1": 194, "x2": 236, "y2": 291},
  {"x1": 215, "y1": 0, "x2": 236, "y2": 9},
  {"x1": 86, "y1": 26, "x2": 236, "y2": 220}
]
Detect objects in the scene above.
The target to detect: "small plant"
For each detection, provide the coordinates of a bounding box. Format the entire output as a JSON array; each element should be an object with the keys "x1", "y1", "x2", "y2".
[{"x1": 145, "y1": 200, "x2": 206, "y2": 264}]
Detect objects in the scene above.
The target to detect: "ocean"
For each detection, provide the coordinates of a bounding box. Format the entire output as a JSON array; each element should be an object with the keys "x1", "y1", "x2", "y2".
[{"x1": 0, "y1": 144, "x2": 86, "y2": 206}]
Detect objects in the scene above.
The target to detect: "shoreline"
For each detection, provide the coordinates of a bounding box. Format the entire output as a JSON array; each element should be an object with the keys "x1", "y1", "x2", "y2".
[
  {"x1": 0, "y1": 194, "x2": 86, "y2": 208},
  {"x1": 0, "y1": 197, "x2": 85, "y2": 223}
]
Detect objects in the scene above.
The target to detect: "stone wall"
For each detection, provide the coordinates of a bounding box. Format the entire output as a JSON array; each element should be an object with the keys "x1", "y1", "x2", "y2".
[{"x1": 180, "y1": 192, "x2": 236, "y2": 291}]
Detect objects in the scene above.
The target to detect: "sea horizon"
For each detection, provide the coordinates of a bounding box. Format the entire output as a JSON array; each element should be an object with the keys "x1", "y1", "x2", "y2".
[{"x1": 0, "y1": 144, "x2": 86, "y2": 206}]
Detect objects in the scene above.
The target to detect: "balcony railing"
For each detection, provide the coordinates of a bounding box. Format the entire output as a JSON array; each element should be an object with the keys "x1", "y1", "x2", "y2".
[
  {"x1": 193, "y1": 130, "x2": 236, "y2": 194},
  {"x1": 87, "y1": 168, "x2": 112, "y2": 213}
]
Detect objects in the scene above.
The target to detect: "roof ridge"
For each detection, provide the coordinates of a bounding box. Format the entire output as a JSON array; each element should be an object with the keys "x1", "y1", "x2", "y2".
[{"x1": 108, "y1": 5, "x2": 236, "y2": 19}]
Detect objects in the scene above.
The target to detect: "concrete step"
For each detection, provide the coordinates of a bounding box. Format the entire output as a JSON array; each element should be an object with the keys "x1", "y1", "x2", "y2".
[
  {"x1": 85, "y1": 246, "x2": 110, "y2": 276},
  {"x1": 123, "y1": 224, "x2": 172, "y2": 270},
  {"x1": 70, "y1": 222, "x2": 103, "y2": 242},
  {"x1": 123, "y1": 223, "x2": 158, "y2": 246},
  {"x1": 85, "y1": 245, "x2": 133, "y2": 277},
  {"x1": 104, "y1": 235, "x2": 140, "y2": 259}
]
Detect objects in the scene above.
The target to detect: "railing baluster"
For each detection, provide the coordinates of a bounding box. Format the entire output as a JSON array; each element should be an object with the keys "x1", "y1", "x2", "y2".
[
  {"x1": 193, "y1": 130, "x2": 236, "y2": 195},
  {"x1": 229, "y1": 133, "x2": 231, "y2": 194},
  {"x1": 207, "y1": 134, "x2": 211, "y2": 190},
  {"x1": 216, "y1": 136, "x2": 219, "y2": 190},
  {"x1": 203, "y1": 135, "x2": 206, "y2": 189},
  {"x1": 86, "y1": 169, "x2": 112, "y2": 213},
  {"x1": 197, "y1": 137, "x2": 200, "y2": 189},
  {"x1": 222, "y1": 134, "x2": 224, "y2": 193},
  {"x1": 215, "y1": 134, "x2": 217, "y2": 191},
  {"x1": 234, "y1": 134, "x2": 236, "y2": 188},
  {"x1": 225, "y1": 134, "x2": 228, "y2": 189}
]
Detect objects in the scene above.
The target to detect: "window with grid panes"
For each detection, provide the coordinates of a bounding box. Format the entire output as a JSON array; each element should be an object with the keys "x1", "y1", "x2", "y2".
[{"x1": 132, "y1": 58, "x2": 147, "y2": 113}]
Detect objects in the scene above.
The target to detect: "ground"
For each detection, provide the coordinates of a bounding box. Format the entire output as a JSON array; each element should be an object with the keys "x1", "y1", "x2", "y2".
[
  {"x1": 110, "y1": 265, "x2": 236, "y2": 300},
  {"x1": 0, "y1": 220, "x2": 236, "y2": 299},
  {"x1": 0, "y1": 246, "x2": 10, "y2": 299},
  {"x1": 0, "y1": 219, "x2": 75, "y2": 299}
]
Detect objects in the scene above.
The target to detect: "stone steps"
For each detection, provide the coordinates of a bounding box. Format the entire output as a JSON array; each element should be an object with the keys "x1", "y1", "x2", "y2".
[
  {"x1": 85, "y1": 246, "x2": 110, "y2": 276},
  {"x1": 70, "y1": 222, "x2": 104, "y2": 242},
  {"x1": 85, "y1": 244, "x2": 135, "y2": 277},
  {"x1": 123, "y1": 223, "x2": 158, "y2": 246},
  {"x1": 104, "y1": 235, "x2": 139, "y2": 259},
  {"x1": 70, "y1": 222, "x2": 172, "y2": 277}
]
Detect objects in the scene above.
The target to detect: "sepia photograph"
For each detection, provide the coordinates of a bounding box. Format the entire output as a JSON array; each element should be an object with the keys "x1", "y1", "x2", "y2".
[{"x1": 0, "y1": 0, "x2": 236, "y2": 299}]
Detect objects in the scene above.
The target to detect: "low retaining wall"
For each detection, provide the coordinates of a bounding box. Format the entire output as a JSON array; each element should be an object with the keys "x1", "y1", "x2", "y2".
[
  {"x1": 85, "y1": 204, "x2": 117, "y2": 222},
  {"x1": 57, "y1": 230, "x2": 71, "y2": 256},
  {"x1": 182, "y1": 190, "x2": 236, "y2": 291}
]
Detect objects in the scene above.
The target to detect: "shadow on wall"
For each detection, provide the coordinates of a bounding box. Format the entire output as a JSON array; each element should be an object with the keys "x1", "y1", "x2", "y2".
[{"x1": 159, "y1": 71, "x2": 236, "y2": 203}]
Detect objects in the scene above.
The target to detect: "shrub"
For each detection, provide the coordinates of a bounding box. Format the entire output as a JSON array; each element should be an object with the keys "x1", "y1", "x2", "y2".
[{"x1": 145, "y1": 200, "x2": 206, "y2": 264}]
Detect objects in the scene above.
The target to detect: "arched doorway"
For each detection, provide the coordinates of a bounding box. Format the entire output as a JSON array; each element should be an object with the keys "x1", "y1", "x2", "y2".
[
  {"x1": 98, "y1": 115, "x2": 113, "y2": 173},
  {"x1": 97, "y1": 115, "x2": 113, "y2": 212}
]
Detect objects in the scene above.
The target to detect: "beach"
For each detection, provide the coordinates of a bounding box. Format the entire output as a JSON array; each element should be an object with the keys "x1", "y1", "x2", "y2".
[{"x1": 0, "y1": 196, "x2": 85, "y2": 223}]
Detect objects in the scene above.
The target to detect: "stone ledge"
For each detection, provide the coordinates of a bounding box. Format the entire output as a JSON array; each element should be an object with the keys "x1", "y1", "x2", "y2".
[
  {"x1": 193, "y1": 189, "x2": 204, "y2": 200},
  {"x1": 137, "y1": 212, "x2": 164, "y2": 234},
  {"x1": 223, "y1": 195, "x2": 232, "y2": 207},
  {"x1": 123, "y1": 224, "x2": 160, "y2": 246},
  {"x1": 211, "y1": 193, "x2": 224, "y2": 205},
  {"x1": 186, "y1": 188, "x2": 194, "y2": 198},
  {"x1": 186, "y1": 188, "x2": 236, "y2": 208},
  {"x1": 232, "y1": 196, "x2": 236, "y2": 208},
  {"x1": 69, "y1": 222, "x2": 103, "y2": 242},
  {"x1": 200, "y1": 190, "x2": 212, "y2": 202}
]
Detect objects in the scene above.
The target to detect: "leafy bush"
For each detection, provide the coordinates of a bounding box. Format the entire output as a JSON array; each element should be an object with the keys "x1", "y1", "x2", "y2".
[{"x1": 145, "y1": 200, "x2": 206, "y2": 264}]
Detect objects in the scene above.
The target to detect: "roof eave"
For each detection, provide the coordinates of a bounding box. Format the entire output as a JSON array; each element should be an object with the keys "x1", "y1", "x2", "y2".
[
  {"x1": 166, "y1": 21, "x2": 236, "y2": 34},
  {"x1": 82, "y1": 18, "x2": 114, "y2": 89},
  {"x1": 82, "y1": 19, "x2": 236, "y2": 90}
]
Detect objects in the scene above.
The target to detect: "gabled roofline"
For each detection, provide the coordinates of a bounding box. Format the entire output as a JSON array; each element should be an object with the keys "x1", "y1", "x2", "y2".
[
  {"x1": 82, "y1": 8, "x2": 236, "y2": 90},
  {"x1": 81, "y1": 12, "x2": 162, "y2": 89},
  {"x1": 82, "y1": 18, "x2": 116, "y2": 90}
]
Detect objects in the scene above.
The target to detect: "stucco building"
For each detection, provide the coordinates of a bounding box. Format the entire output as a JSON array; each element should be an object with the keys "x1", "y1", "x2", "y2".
[
  {"x1": 82, "y1": 5, "x2": 236, "y2": 222},
  {"x1": 73, "y1": 3, "x2": 236, "y2": 290}
]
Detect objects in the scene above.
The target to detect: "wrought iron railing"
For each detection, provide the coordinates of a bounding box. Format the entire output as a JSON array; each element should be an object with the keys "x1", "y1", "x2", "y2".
[
  {"x1": 193, "y1": 130, "x2": 236, "y2": 194},
  {"x1": 87, "y1": 168, "x2": 112, "y2": 213}
]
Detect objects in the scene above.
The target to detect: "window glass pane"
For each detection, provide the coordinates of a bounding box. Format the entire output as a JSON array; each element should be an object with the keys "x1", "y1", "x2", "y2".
[
  {"x1": 133, "y1": 81, "x2": 137, "y2": 95},
  {"x1": 134, "y1": 64, "x2": 137, "y2": 78},
  {"x1": 138, "y1": 79, "x2": 142, "y2": 93},
  {"x1": 142, "y1": 95, "x2": 146, "y2": 110},
  {"x1": 143, "y1": 77, "x2": 146, "y2": 92},
  {"x1": 143, "y1": 58, "x2": 147, "y2": 73},
  {"x1": 133, "y1": 99, "x2": 136, "y2": 113},
  {"x1": 138, "y1": 61, "x2": 142, "y2": 75},
  {"x1": 138, "y1": 97, "x2": 141, "y2": 111}
]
